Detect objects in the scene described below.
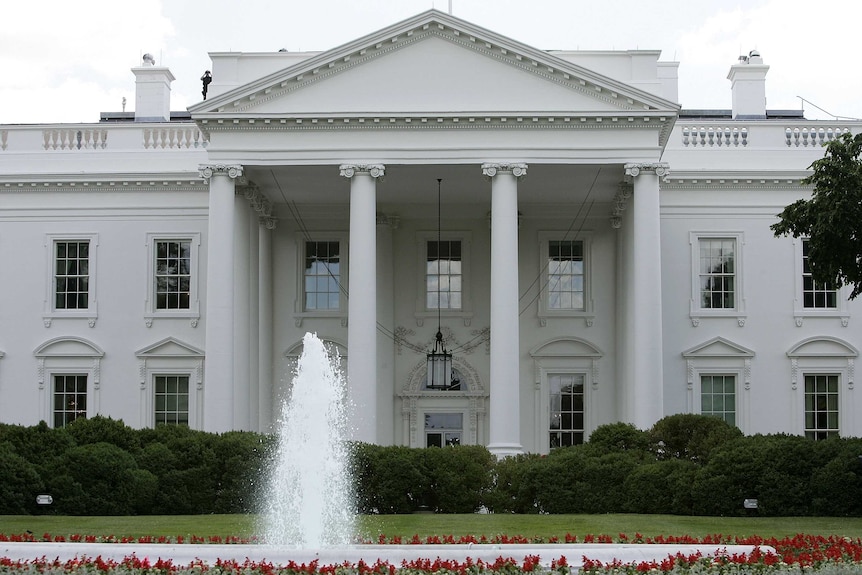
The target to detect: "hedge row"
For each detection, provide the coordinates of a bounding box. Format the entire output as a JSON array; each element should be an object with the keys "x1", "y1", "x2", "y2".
[{"x1": 1, "y1": 415, "x2": 861, "y2": 516}]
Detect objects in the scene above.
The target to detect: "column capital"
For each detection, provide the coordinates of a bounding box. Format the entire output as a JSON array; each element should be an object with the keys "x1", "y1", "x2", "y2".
[
  {"x1": 482, "y1": 162, "x2": 527, "y2": 178},
  {"x1": 624, "y1": 162, "x2": 670, "y2": 178},
  {"x1": 259, "y1": 216, "x2": 278, "y2": 230},
  {"x1": 199, "y1": 163, "x2": 243, "y2": 181},
  {"x1": 339, "y1": 164, "x2": 385, "y2": 179}
]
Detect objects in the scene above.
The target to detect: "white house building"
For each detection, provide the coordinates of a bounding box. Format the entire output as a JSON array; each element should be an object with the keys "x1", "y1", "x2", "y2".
[{"x1": 1, "y1": 10, "x2": 859, "y2": 456}]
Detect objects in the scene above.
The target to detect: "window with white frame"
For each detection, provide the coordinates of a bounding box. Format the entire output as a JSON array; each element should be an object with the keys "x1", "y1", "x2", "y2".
[
  {"x1": 154, "y1": 374, "x2": 190, "y2": 426},
  {"x1": 690, "y1": 232, "x2": 745, "y2": 321},
  {"x1": 802, "y1": 239, "x2": 838, "y2": 309},
  {"x1": 548, "y1": 240, "x2": 584, "y2": 310},
  {"x1": 145, "y1": 233, "x2": 200, "y2": 322},
  {"x1": 304, "y1": 241, "x2": 341, "y2": 311},
  {"x1": 53, "y1": 374, "x2": 88, "y2": 428},
  {"x1": 155, "y1": 240, "x2": 191, "y2": 310},
  {"x1": 415, "y1": 232, "x2": 472, "y2": 323},
  {"x1": 699, "y1": 238, "x2": 736, "y2": 309},
  {"x1": 538, "y1": 233, "x2": 593, "y2": 321},
  {"x1": 425, "y1": 412, "x2": 462, "y2": 447},
  {"x1": 804, "y1": 373, "x2": 839, "y2": 440},
  {"x1": 549, "y1": 373, "x2": 585, "y2": 448},
  {"x1": 700, "y1": 374, "x2": 736, "y2": 426},
  {"x1": 45, "y1": 234, "x2": 98, "y2": 323},
  {"x1": 427, "y1": 240, "x2": 462, "y2": 310},
  {"x1": 54, "y1": 240, "x2": 90, "y2": 310}
]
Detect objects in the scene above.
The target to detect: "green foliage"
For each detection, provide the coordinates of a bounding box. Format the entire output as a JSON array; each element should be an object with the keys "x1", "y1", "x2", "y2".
[
  {"x1": 66, "y1": 416, "x2": 141, "y2": 453},
  {"x1": 483, "y1": 453, "x2": 543, "y2": 514},
  {"x1": 0, "y1": 441, "x2": 43, "y2": 514},
  {"x1": 588, "y1": 422, "x2": 652, "y2": 454},
  {"x1": 420, "y1": 445, "x2": 496, "y2": 513},
  {"x1": 650, "y1": 413, "x2": 743, "y2": 463},
  {"x1": 623, "y1": 459, "x2": 697, "y2": 515},
  {"x1": 771, "y1": 131, "x2": 862, "y2": 299},
  {"x1": 45, "y1": 442, "x2": 155, "y2": 515}
]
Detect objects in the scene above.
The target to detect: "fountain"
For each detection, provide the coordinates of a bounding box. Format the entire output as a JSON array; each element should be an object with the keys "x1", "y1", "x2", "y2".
[
  {"x1": 0, "y1": 332, "x2": 770, "y2": 570},
  {"x1": 262, "y1": 332, "x2": 354, "y2": 548}
]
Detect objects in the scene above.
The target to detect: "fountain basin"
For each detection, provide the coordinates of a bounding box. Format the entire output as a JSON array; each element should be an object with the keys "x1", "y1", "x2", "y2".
[{"x1": 0, "y1": 542, "x2": 771, "y2": 570}]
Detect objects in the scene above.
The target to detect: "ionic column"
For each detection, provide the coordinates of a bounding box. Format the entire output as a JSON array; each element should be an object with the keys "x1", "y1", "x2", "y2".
[
  {"x1": 482, "y1": 162, "x2": 527, "y2": 457},
  {"x1": 258, "y1": 216, "x2": 276, "y2": 433},
  {"x1": 625, "y1": 162, "x2": 668, "y2": 429},
  {"x1": 340, "y1": 163, "x2": 385, "y2": 444},
  {"x1": 200, "y1": 163, "x2": 243, "y2": 433},
  {"x1": 377, "y1": 213, "x2": 399, "y2": 445}
]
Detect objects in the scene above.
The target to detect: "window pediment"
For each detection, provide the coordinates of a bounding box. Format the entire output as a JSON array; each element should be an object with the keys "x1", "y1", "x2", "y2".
[
  {"x1": 135, "y1": 337, "x2": 204, "y2": 358},
  {"x1": 530, "y1": 337, "x2": 603, "y2": 359},
  {"x1": 787, "y1": 336, "x2": 858, "y2": 358},
  {"x1": 682, "y1": 337, "x2": 754, "y2": 359},
  {"x1": 34, "y1": 337, "x2": 104, "y2": 358}
]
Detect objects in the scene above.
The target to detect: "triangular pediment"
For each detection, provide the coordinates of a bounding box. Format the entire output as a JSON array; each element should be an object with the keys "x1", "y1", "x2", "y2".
[
  {"x1": 682, "y1": 337, "x2": 755, "y2": 359},
  {"x1": 191, "y1": 10, "x2": 678, "y2": 121},
  {"x1": 135, "y1": 337, "x2": 204, "y2": 358}
]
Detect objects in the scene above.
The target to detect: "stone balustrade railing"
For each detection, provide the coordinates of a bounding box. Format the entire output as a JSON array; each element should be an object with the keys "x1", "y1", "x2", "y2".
[
  {"x1": 677, "y1": 122, "x2": 856, "y2": 149},
  {"x1": 0, "y1": 123, "x2": 209, "y2": 153}
]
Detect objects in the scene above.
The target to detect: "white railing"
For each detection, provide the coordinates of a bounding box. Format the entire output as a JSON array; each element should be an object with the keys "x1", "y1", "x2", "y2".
[
  {"x1": 143, "y1": 126, "x2": 209, "y2": 149},
  {"x1": 681, "y1": 126, "x2": 748, "y2": 147},
  {"x1": 784, "y1": 126, "x2": 850, "y2": 147},
  {"x1": 0, "y1": 123, "x2": 209, "y2": 154}
]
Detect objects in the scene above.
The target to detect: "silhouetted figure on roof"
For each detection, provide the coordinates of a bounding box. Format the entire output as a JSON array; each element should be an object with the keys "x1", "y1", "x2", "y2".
[{"x1": 201, "y1": 70, "x2": 212, "y2": 100}]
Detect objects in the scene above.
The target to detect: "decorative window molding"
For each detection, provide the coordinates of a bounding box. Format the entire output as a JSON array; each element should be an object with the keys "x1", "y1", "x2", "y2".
[
  {"x1": 537, "y1": 231, "x2": 594, "y2": 326},
  {"x1": 682, "y1": 336, "x2": 754, "y2": 432},
  {"x1": 144, "y1": 233, "x2": 201, "y2": 327},
  {"x1": 415, "y1": 231, "x2": 473, "y2": 326},
  {"x1": 792, "y1": 238, "x2": 848, "y2": 327},
  {"x1": 689, "y1": 232, "x2": 746, "y2": 326},
  {"x1": 34, "y1": 336, "x2": 104, "y2": 426},
  {"x1": 293, "y1": 233, "x2": 348, "y2": 327},
  {"x1": 530, "y1": 337, "x2": 602, "y2": 454},
  {"x1": 787, "y1": 336, "x2": 858, "y2": 437},
  {"x1": 136, "y1": 337, "x2": 204, "y2": 429},
  {"x1": 43, "y1": 233, "x2": 99, "y2": 328}
]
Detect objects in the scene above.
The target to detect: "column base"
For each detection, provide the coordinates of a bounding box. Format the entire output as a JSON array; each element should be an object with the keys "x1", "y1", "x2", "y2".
[{"x1": 487, "y1": 442, "x2": 524, "y2": 459}]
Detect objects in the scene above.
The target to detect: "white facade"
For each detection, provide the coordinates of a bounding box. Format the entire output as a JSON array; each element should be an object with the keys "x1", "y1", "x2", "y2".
[{"x1": 1, "y1": 10, "x2": 859, "y2": 454}]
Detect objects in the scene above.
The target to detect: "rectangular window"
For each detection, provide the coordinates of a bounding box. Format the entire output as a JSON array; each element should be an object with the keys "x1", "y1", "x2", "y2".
[
  {"x1": 548, "y1": 240, "x2": 584, "y2": 310},
  {"x1": 427, "y1": 240, "x2": 462, "y2": 310},
  {"x1": 425, "y1": 413, "x2": 462, "y2": 447},
  {"x1": 699, "y1": 238, "x2": 736, "y2": 309},
  {"x1": 53, "y1": 374, "x2": 87, "y2": 428},
  {"x1": 304, "y1": 241, "x2": 341, "y2": 310},
  {"x1": 805, "y1": 374, "x2": 839, "y2": 440},
  {"x1": 549, "y1": 373, "x2": 585, "y2": 448},
  {"x1": 701, "y1": 374, "x2": 736, "y2": 426},
  {"x1": 155, "y1": 240, "x2": 191, "y2": 310},
  {"x1": 802, "y1": 240, "x2": 837, "y2": 309},
  {"x1": 154, "y1": 375, "x2": 190, "y2": 426},
  {"x1": 54, "y1": 240, "x2": 89, "y2": 310}
]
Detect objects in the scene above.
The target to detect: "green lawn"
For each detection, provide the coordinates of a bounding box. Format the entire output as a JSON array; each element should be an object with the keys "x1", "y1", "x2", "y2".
[{"x1": 2, "y1": 514, "x2": 862, "y2": 541}]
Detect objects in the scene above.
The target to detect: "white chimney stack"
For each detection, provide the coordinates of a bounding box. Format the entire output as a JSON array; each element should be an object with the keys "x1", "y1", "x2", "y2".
[
  {"x1": 132, "y1": 53, "x2": 175, "y2": 122},
  {"x1": 727, "y1": 50, "x2": 769, "y2": 119}
]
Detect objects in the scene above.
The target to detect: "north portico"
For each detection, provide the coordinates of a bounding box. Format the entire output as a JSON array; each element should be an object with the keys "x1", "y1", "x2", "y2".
[{"x1": 188, "y1": 9, "x2": 679, "y2": 454}]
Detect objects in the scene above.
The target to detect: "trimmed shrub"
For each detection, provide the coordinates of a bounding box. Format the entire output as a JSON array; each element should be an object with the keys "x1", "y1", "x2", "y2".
[
  {"x1": 0, "y1": 441, "x2": 43, "y2": 514},
  {"x1": 650, "y1": 413, "x2": 743, "y2": 463},
  {"x1": 483, "y1": 453, "x2": 542, "y2": 514},
  {"x1": 589, "y1": 422, "x2": 652, "y2": 454}
]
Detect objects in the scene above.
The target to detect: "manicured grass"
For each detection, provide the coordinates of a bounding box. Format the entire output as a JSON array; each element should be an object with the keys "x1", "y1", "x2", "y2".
[{"x1": 2, "y1": 514, "x2": 862, "y2": 541}]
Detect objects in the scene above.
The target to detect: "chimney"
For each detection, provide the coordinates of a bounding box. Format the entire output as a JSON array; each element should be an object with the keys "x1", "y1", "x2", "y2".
[
  {"x1": 727, "y1": 50, "x2": 769, "y2": 119},
  {"x1": 132, "y1": 53, "x2": 175, "y2": 122}
]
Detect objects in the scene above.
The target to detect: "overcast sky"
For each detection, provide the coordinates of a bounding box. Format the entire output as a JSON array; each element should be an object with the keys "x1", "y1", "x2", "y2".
[{"x1": 2, "y1": 0, "x2": 857, "y2": 124}]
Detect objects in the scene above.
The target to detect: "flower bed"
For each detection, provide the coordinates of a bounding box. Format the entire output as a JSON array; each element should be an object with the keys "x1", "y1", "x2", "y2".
[{"x1": 0, "y1": 533, "x2": 860, "y2": 574}]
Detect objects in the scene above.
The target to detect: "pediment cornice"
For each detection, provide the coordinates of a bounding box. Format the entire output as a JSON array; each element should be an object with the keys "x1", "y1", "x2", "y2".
[{"x1": 190, "y1": 10, "x2": 679, "y2": 122}]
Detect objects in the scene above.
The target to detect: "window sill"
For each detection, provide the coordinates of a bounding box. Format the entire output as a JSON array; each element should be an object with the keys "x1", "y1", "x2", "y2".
[
  {"x1": 144, "y1": 312, "x2": 200, "y2": 328},
  {"x1": 793, "y1": 311, "x2": 850, "y2": 327},
  {"x1": 538, "y1": 311, "x2": 595, "y2": 327},
  {"x1": 294, "y1": 312, "x2": 347, "y2": 327},
  {"x1": 414, "y1": 311, "x2": 474, "y2": 327},
  {"x1": 690, "y1": 312, "x2": 747, "y2": 327},
  {"x1": 43, "y1": 312, "x2": 98, "y2": 328}
]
